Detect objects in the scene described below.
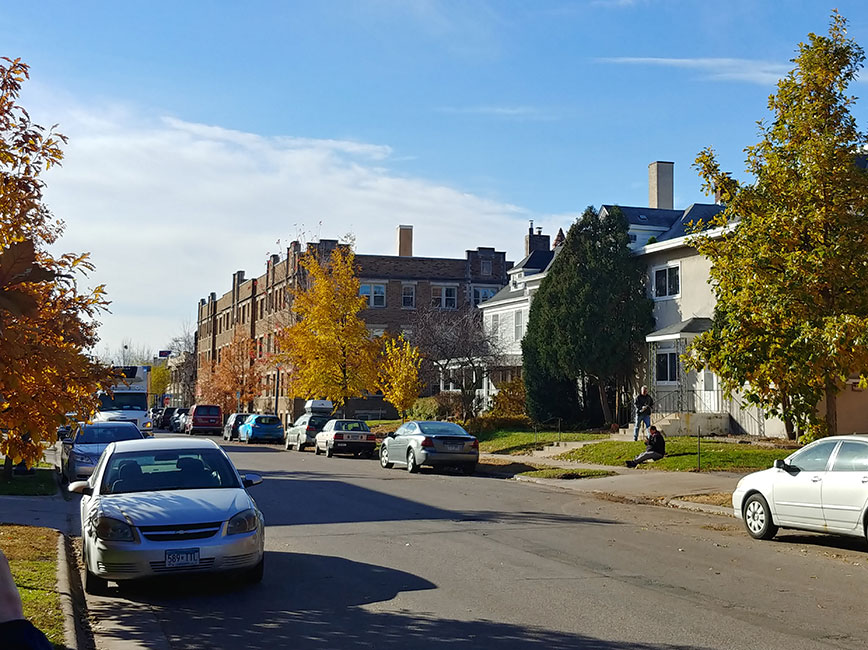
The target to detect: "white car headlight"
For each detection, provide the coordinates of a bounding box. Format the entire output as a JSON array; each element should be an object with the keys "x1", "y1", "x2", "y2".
[
  {"x1": 95, "y1": 516, "x2": 135, "y2": 541},
  {"x1": 227, "y1": 509, "x2": 258, "y2": 535}
]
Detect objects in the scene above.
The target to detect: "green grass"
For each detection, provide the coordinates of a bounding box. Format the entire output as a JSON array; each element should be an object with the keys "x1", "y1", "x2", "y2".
[
  {"x1": 0, "y1": 468, "x2": 57, "y2": 496},
  {"x1": 0, "y1": 525, "x2": 64, "y2": 647},
  {"x1": 519, "y1": 468, "x2": 616, "y2": 480},
  {"x1": 366, "y1": 419, "x2": 402, "y2": 428},
  {"x1": 557, "y1": 438, "x2": 788, "y2": 472},
  {"x1": 476, "y1": 429, "x2": 608, "y2": 455}
]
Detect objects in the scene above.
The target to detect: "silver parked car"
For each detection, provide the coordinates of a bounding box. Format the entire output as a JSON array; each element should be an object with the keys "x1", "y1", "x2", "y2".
[
  {"x1": 284, "y1": 412, "x2": 332, "y2": 451},
  {"x1": 68, "y1": 437, "x2": 264, "y2": 595},
  {"x1": 379, "y1": 420, "x2": 478, "y2": 474},
  {"x1": 60, "y1": 422, "x2": 144, "y2": 483}
]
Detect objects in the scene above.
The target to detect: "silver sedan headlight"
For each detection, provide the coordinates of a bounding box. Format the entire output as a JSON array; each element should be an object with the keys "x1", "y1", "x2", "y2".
[
  {"x1": 95, "y1": 516, "x2": 135, "y2": 541},
  {"x1": 227, "y1": 509, "x2": 258, "y2": 535},
  {"x1": 72, "y1": 451, "x2": 96, "y2": 465}
]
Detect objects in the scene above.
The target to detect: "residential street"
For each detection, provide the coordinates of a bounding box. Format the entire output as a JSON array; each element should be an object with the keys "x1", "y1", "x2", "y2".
[{"x1": 68, "y1": 433, "x2": 868, "y2": 650}]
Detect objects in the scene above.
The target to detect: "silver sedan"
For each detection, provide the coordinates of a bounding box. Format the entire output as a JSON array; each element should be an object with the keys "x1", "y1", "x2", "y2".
[
  {"x1": 69, "y1": 437, "x2": 264, "y2": 595},
  {"x1": 60, "y1": 422, "x2": 144, "y2": 483},
  {"x1": 379, "y1": 420, "x2": 478, "y2": 474}
]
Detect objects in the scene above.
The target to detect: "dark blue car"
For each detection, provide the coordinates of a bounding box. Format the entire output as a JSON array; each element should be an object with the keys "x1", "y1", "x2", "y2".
[{"x1": 238, "y1": 414, "x2": 285, "y2": 444}]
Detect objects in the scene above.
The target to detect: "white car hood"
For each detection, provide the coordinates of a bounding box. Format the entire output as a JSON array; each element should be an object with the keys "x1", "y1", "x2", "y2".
[{"x1": 99, "y1": 489, "x2": 254, "y2": 526}]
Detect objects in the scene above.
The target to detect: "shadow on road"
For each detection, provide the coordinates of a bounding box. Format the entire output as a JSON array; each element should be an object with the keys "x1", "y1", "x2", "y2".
[{"x1": 101, "y1": 550, "x2": 706, "y2": 650}]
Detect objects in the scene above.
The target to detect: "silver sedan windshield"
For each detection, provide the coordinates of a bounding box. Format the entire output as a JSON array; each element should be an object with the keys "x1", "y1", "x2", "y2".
[{"x1": 101, "y1": 449, "x2": 241, "y2": 494}]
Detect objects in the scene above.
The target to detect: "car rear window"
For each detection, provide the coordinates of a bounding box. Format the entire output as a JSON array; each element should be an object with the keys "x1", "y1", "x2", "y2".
[
  {"x1": 334, "y1": 420, "x2": 370, "y2": 432},
  {"x1": 196, "y1": 405, "x2": 220, "y2": 416},
  {"x1": 309, "y1": 415, "x2": 331, "y2": 428},
  {"x1": 256, "y1": 416, "x2": 280, "y2": 426},
  {"x1": 417, "y1": 421, "x2": 468, "y2": 436}
]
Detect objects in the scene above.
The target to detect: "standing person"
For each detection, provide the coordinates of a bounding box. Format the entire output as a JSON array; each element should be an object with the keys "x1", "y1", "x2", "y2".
[
  {"x1": 633, "y1": 385, "x2": 653, "y2": 441},
  {"x1": 626, "y1": 425, "x2": 666, "y2": 467},
  {"x1": 0, "y1": 550, "x2": 52, "y2": 650}
]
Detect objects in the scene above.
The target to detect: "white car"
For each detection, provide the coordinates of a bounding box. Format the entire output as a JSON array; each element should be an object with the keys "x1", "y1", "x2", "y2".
[
  {"x1": 69, "y1": 437, "x2": 264, "y2": 595},
  {"x1": 732, "y1": 435, "x2": 868, "y2": 542},
  {"x1": 314, "y1": 419, "x2": 376, "y2": 458}
]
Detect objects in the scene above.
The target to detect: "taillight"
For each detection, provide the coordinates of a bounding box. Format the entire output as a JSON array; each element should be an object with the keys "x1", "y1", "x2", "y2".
[
  {"x1": 471, "y1": 439, "x2": 479, "y2": 449},
  {"x1": 421, "y1": 437, "x2": 434, "y2": 448},
  {"x1": 366, "y1": 434, "x2": 376, "y2": 441},
  {"x1": 305, "y1": 426, "x2": 316, "y2": 433},
  {"x1": 334, "y1": 433, "x2": 344, "y2": 440}
]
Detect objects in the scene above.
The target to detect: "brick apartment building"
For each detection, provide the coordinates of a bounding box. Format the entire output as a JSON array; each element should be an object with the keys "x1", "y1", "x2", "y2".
[{"x1": 196, "y1": 225, "x2": 511, "y2": 425}]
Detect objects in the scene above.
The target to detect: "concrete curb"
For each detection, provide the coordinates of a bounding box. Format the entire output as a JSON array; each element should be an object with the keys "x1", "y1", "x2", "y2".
[
  {"x1": 57, "y1": 533, "x2": 88, "y2": 650},
  {"x1": 665, "y1": 498, "x2": 734, "y2": 517}
]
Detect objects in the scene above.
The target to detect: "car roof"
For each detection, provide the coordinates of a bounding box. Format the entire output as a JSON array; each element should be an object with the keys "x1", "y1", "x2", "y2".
[
  {"x1": 329, "y1": 418, "x2": 365, "y2": 423},
  {"x1": 83, "y1": 421, "x2": 139, "y2": 428},
  {"x1": 111, "y1": 438, "x2": 220, "y2": 453},
  {"x1": 810, "y1": 434, "x2": 868, "y2": 443}
]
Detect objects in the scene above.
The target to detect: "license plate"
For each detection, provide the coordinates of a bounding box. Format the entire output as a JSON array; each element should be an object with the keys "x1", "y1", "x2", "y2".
[
  {"x1": 446, "y1": 444, "x2": 462, "y2": 452},
  {"x1": 165, "y1": 549, "x2": 200, "y2": 568}
]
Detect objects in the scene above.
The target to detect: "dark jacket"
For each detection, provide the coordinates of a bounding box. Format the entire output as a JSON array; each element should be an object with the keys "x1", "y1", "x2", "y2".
[
  {"x1": 635, "y1": 393, "x2": 653, "y2": 416},
  {"x1": 646, "y1": 430, "x2": 665, "y2": 455}
]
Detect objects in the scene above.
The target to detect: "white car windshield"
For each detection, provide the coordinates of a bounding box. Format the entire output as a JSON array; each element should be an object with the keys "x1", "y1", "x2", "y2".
[{"x1": 101, "y1": 449, "x2": 241, "y2": 494}]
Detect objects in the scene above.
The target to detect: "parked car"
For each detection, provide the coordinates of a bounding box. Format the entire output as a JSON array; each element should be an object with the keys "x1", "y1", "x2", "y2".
[
  {"x1": 223, "y1": 413, "x2": 250, "y2": 441},
  {"x1": 733, "y1": 435, "x2": 868, "y2": 542},
  {"x1": 150, "y1": 407, "x2": 165, "y2": 425},
  {"x1": 60, "y1": 422, "x2": 145, "y2": 483},
  {"x1": 314, "y1": 419, "x2": 376, "y2": 458},
  {"x1": 185, "y1": 404, "x2": 223, "y2": 435},
  {"x1": 68, "y1": 437, "x2": 264, "y2": 595},
  {"x1": 284, "y1": 412, "x2": 332, "y2": 451},
  {"x1": 169, "y1": 408, "x2": 189, "y2": 432},
  {"x1": 379, "y1": 421, "x2": 478, "y2": 474},
  {"x1": 158, "y1": 407, "x2": 177, "y2": 429},
  {"x1": 238, "y1": 414, "x2": 284, "y2": 444}
]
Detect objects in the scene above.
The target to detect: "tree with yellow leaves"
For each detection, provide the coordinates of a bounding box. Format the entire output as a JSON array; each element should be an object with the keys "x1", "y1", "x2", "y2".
[
  {"x1": 377, "y1": 335, "x2": 422, "y2": 420},
  {"x1": 197, "y1": 326, "x2": 263, "y2": 415},
  {"x1": 0, "y1": 57, "x2": 113, "y2": 475},
  {"x1": 275, "y1": 246, "x2": 377, "y2": 415}
]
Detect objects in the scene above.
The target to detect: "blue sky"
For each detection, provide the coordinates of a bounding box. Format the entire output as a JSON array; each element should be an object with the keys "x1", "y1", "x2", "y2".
[{"x1": 2, "y1": 1, "x2": 867, "y2": 354}]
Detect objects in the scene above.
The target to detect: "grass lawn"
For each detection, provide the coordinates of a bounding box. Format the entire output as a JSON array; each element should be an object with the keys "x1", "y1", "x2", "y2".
[
  {"x1": 476, "y1": 430, "x2": 608, "y2": 455},
  {"x1": 556, "y1": 438, "x2": 788, "y2": 472},
  {"x1": 519, "y1": 467, "x2": 616, "y2": 480},
  {"x1": 0, "y1": 525, "x2": 64, "y2": 647},
  {"x1": 0, "y1": 467, "x2": 57, "y2": 496}
]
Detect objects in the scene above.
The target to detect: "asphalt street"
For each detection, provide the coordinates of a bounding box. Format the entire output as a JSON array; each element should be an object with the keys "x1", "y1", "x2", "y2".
[{"x1": 80, "y1": 433, "x2": 868, "y2": 650}]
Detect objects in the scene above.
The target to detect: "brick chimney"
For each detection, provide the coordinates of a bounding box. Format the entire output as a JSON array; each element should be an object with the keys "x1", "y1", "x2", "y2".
[
  {"x1": 649, "y1": 161, "x2": 674, "y2": 209},
  {"x1": 525, "y1": 221, "x2": 550, "y2": 256},
  {"x1": 397, "y1": 225, "x2": 413, "y2": 257}
]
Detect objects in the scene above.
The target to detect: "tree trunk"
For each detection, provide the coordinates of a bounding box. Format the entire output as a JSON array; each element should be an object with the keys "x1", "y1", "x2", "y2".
[
  {"x1": 781, "y1": 392, "x2": 796, "y2": 441},
  {"x1": 2, "y1": 455, "x2": 13, "y2": 482},
  {"x1": 825, "y1": 382, "x2": 838, "y2": 436},
  {"x1": 597, "y1": 381, "x2": 612, "y2": 426}
]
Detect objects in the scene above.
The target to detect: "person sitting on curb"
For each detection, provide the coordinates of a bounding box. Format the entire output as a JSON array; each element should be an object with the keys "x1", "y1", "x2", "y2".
[
  {"x1": 0, "y1": 550, "x2": 52, "y2": 650},
  {"x1": 626, "y1": 425, "x2": 665, "y2": 468}
]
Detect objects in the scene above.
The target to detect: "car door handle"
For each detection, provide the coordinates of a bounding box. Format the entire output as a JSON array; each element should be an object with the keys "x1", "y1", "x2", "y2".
[{"x1": 811, "y1": 476, "x2": 822, "y2": 482}]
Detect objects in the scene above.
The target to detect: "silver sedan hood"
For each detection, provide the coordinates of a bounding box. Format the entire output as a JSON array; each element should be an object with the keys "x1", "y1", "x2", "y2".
[{"x1": 98, "y1": 489, "x2": 254, "y2": 526}]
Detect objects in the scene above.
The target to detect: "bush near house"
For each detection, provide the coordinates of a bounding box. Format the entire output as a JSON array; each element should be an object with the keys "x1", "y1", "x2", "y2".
[
  {"x1": 406, "y1": 397, "x2": 440, "y2": 421},
  {"x1": 463, "y1": 415, "x2": 531, "y2": 434}
]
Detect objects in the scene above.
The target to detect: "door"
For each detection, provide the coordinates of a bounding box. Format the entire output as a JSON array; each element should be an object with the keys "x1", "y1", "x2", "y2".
[
  {"x1": 772, "y1": 440, "x2": 838, "y2": 528},
  {"x1": 699, "y1": 370, "x2": 721, "y2": 413},
  {"x1": 822, "y1": 440, "x2": 868, "y2": 532}
]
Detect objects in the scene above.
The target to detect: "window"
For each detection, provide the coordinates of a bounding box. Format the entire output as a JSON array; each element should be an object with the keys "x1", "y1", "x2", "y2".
[
  {"x1": 432, "y1": 285, "x2": 457, "y2": 309},
  {"x1": 789, "y1": 440, "x2": 838, "y2": 472},
  {"x1": 473, "y1": 287, "x2": 497, "y2": 306},
  {"x1": 514, "y1": 310, "x2": 524, "y2": 341},
  {"x1": 402, "y1": 284, "x2": 415, "y2": 308},
  {"x1": 491, "y1": 313, "x2": 500, "y2": 336},
  {"x1": 628, "y1": 233, "x2": 637, "y2": 243},
  {"x1": 653, "y1": 265, "x2": 680, "y2": 299},
  {"x1": 831, "y1": 441, "x2": 868, "y2": 471},
  {"x1": 481, "y1": 259, "x2": 492, "y2": 276},
  {"x1": 655, "y1": 350, "x2": 679, "y2": 383},
  {"x1": 360, "y1": 284, "x2": 386, "y2": 308}
]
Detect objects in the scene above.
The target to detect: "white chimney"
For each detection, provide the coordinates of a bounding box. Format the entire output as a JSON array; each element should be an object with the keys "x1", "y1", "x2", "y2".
[
  {"x1": 649, "y1": 161, "x2": 674, "y2": 210},
  {"x1": 397, "y1": 225, "x2": 413, "y2": 257}
]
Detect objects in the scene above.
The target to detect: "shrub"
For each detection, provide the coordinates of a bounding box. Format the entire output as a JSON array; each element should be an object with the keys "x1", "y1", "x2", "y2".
[
  {"x1": 433, "y1": 392, "x2": 463, "y2": 419},
  {"x1": 489, "y1": 376, "x2": 527, "y2": 417},
  {"x1": 463, "y1": 414, "x2": 532, "y2": 435},
  {"x1": 406, "y1": 397, "x2": 439, "y2": 421}
]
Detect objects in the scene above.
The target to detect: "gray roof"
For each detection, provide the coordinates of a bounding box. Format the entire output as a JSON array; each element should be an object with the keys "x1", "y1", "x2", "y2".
[
  {"x1": 656, "y1": 204, "x2": 726, "y2": 242},
  {"x1": 647, "y1": 317, "x2": 713, "y2": 339},
  {"x1": 602, "y1": 205, "x2": 683, "y2": 229},
  {"x1": 481, "y1": 249, "x2": 558, "y2": 308}
]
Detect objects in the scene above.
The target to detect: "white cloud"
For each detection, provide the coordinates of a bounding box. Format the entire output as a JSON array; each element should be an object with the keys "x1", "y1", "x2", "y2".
[
  {"x1": 436, "y1": 105, "x2": 558, "y2": 121},
  {"x1": 33, "y1": 99, "x2": 550, "y2": 353},
  {"x1": 597, "y1": 57, "x2": 790, "y2": 85}
]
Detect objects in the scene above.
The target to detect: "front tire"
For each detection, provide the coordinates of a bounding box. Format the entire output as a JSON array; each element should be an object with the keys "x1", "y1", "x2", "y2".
[
  {"x1": 314, "y1": 443, "x2": 322, "y2": 455},
  {"x1": 380, "y1": 445, "x2": 393, "y2": 469},
  {"x1": 406, "y1": 450, "x2": 419, "y2": 473},
  {"x1": 325, "y1": 444, "x2": 333, "y2": 458},
  {"x1": 284, "y1": 436, "x2": 293, "y2": 451},
  {"x1": 743, "y1": 494, "x2": 778, "y2": 540},
  {"x1": 247, "y1": 556, "x2": 264, "y2": 584}
]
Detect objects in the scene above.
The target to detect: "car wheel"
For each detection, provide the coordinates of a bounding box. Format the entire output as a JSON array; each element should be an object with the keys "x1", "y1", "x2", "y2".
[
  {"x1": 461, "y1": 463, "x2": 476, "y2": 476},
  {"x1": 284, "y1": 436, "x2": 292, "y2": 451},
  {"x1": 84, "y1": 568, "x2": 109, "y2": 596},
  {"x1": 247, "y1": 556, "x2": 264, "y2": 584},
  {"x1": 743, "y1": 493, "x2": 778, "y2": 540},
  {"x1": 298, "y1": 440, "x2": 305, "y2": 452},
  {"x1": 380, "y1": 445, "x2": 393, "y2": 469},
  {"x1": 325, "y1": 444, "x2": 333, "y2": 458},
  {"x1": 406, "y1": 449, "x2": 419, "y2": 473},
  {"x1": 246, "y1": 435, "x2": 254, "y2": 445},
  {"x1": 314, "y1": 442, "x2": 322, "y2": 455}
]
